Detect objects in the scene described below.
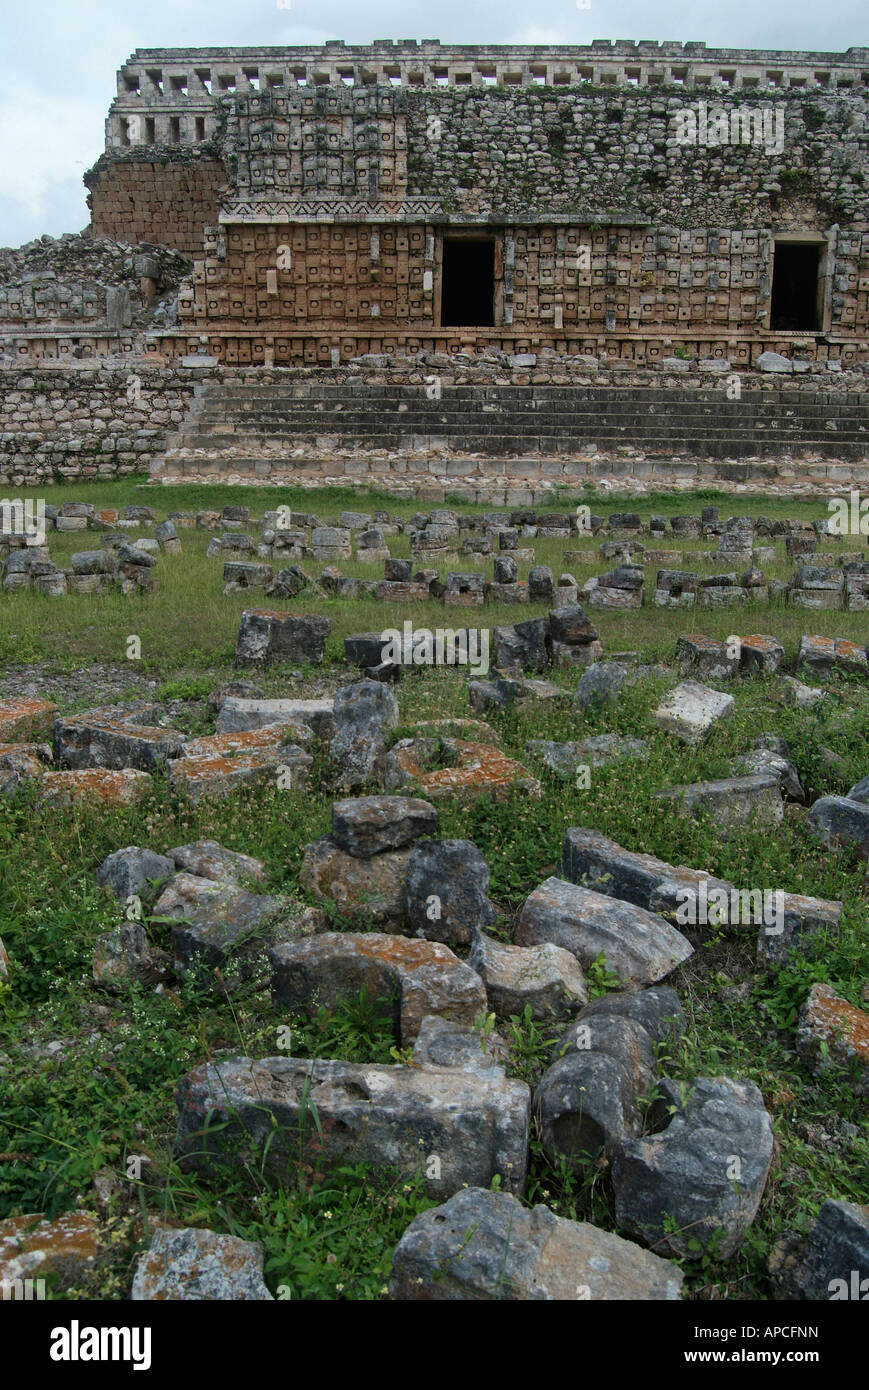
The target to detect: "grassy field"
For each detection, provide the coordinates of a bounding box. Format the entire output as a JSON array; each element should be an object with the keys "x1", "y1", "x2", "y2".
[{"x1": 0, "y1": 478, "x2": 866, "y2": 1300}]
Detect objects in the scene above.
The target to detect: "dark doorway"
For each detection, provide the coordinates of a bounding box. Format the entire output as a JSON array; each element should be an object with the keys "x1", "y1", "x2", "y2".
[
  {"x1": 770, "y1": 243, "x2": 820, "y2": 331},
  {"x1": 441, "y1": 238, "x2": 495, "y2": 326}
]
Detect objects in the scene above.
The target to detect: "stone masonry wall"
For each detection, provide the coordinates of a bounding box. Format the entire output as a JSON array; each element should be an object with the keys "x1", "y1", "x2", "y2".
[
  {"x1": 86, "y1": 152, "x2": 227, "y2": 257},
  {"x1": 0, "y1": 366, "x2": 215, "y2": 486}
]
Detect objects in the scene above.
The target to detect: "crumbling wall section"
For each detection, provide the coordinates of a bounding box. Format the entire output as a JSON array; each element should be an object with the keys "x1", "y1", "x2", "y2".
[
  {"x1": 86, "y1": 151, "x2": 227, "y2": 256},
  {"x1": 0, "y1": 364, "x2": 217, "y2": 486}
]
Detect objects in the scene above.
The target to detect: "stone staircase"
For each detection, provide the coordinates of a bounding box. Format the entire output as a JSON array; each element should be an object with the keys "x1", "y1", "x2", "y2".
[{"x1": 154, "y1": 376, "x2": 869, "y2": 496}]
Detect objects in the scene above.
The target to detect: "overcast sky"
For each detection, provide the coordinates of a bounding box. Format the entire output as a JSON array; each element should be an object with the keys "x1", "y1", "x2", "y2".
[{"x1": 1, "y1": 0, "x2": 864, "y2": 249}]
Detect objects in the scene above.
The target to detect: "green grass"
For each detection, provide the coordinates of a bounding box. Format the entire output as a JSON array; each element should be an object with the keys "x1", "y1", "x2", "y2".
[{"x1": 0, "y1": 481, "x2": 866, "y2": 1299}]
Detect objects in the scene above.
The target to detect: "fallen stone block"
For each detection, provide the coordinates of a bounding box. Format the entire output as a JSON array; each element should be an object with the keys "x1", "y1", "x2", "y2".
[
  {"x1": 560, "y1": 826, "x2": 840, "y2": 965},
  {"x1": 389, "y1": 1188, "x2": 683, "y2": 1300},
  {"x1": 807, "y1": 795, "x2": 869, "y2": 860},
  {"x1": 653, "y1": 681, "x2": 734, "y2": 743},
  {"x1": 153, "y1": 872, "x2": 316, "y2": 991},
  {"x1": 739, "y1": 634, "x2": 785, "y2": 675},
  {"x1": 235, "y1": 609, "x2": 330, "y2": 665},
  {"x1": 0, "y1": 697, "x2": 58, "y2": 741},
  {"x1": 330, "y1": 680, "x2": 398, "y2": 791},
  {"x1": 96, "y1": 846, "x2": 175, "y2": 900},
  {"x1": 676, "y1": 635, "x2": 739, "y2": 682},
  {"x1": 535, "y1": 1012, "x2": 657, "y2": 1168},
  {"x1": 404, "y1": 838, "x2": 495, "y2": 944},
  {"x1": 470, "y1": 932, "x2": 586, "y2": 1022},
  {"x1": 92, "y1": 921, "x2": 173, "y2": 992},
  {"x1": 491, "y1": 619, "x2": 551, "y2": 674},
  {"x1": 39, "y1": 769, "x2": 152, "y2": 807},
  {"x1": 168, "y1": 732, "x2": 311, "y2": 804},
  {"x1": 176, "y1": 1056, "x2": 529, "y2": 1199},
  {"x1": 331, "y1": 795, "x2": 438, "y2": 859},
  {"x1": 300, "y1": 835, "x2": 411, "y2": 924},
  {"x1": 734, "y1": 748, "x2": 804, "y2": 803},
  {"x1": 53, "y1": 712, "x2": 186, "y2": 772},
  {"x1": 657, "y1": 773, "x2": 783, "y2": 834},
  {"x1": 612, "y1": 1076, "x2": 774, "y2": 1259},
  {"x1": 411, "y1": 1015, "x2": 509, "y2": 1079},
  {"x1": 270, "y1": 931, "x2": 486, "y2": 1045},
  {"x1": 386, "y1": 737, "x2": 541, "y2": 804},
  {"x1": 0, "y1": 1211, "x2": 103, "y2": 1292},
  {"x1": 798, "y1": 634, "x2": 868, "y2": 678},
  {"x1": 769, "y1": 1199, "x2": 869, "y2": 1301},
  {"x1": 526, "y1": 736, "x2": 647, "y2": 780},
  {"x1": 166, "y1": 841, "x2": 265, "y2": 886},
  {"x1": 796, "y1": 983, "x2": 869, "y2": 1095},
  {"x1": 846, "y1": 774, "x2": 869, "y2": 804},
  {"x1": 517, "y1": 877, "x2": 693, "y2": 989},
  {"x1": 215, "y1": 696, "x2": 332, "y2": 737},
  {"x1": 469, "y1": 676, "x2": 563, "y2": 714},
  {"x1": 131, "y1": 1227, "x2": 273, "y2": 1301}
]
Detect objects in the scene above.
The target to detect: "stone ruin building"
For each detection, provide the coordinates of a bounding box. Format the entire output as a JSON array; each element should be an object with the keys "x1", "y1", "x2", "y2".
[{"x1": 1, "y1": 40, "x2": 867, "y2": 497}]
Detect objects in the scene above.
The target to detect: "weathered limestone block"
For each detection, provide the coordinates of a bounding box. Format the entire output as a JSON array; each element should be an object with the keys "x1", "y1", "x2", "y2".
[
  {"x1": 235, "y1": 609, "x2": 330, "y2": 665},
  {"x1": 469, "y1": 932, "x2": 587, "y2": 1022},
  {"x1": 131, "y1": 1227, "x2": 273, "y2": 1301},
  {"x1": 153, "y1": 872, "x2": 316, "y2": 991},
  {"x1": 300, "y1": 835, "x2": 412, "y2": 924},
  {"x1": 215, "y1": 696, "x2": 332, "y2": 737},
  {"x1": 676, "y1": 634, "x2": 739, "y2": 682},
  {"x1": 0, "y1": 697, "x2": 58, "y2": 740},
  {"x1": 389, "y1": 1189, "x2": 683, "y2": 1301},
  {"x1": 796, "y1": 983, "x2": 869, "y2": 1094},
  {"x1": 270, "y1": 931, "x2": 486, "y2": 1044},
  {"x1": 770, "y1": 1200, "x2": 869, "y2": 1301},
  {"x1": 168, "y1": 730, "x2": 311, "y2": 803},
  {"x1": 517, "y1": 877, "x2": 693, "y2": 988},
  {"x1": 656, "y1": 774, "x2": 783, "y2": 834},
  {"x1": 39, "y1": 769, "x2": 152, "y2": 807},
  {"x1": 175, "y1": 1056, "x2": 530, "y2": 1199},
  {"x1": 331, "y1": 795, "x2": 438, "y2": 858},
  {"x1": 53, "y1": 712, "x2": 186, "y2": 772},
  {"x1": 653, "y1": 681, "x2": 734, "y2": 743}
]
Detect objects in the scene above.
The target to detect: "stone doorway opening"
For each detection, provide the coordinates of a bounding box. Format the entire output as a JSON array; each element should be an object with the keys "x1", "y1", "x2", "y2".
[
  {"x1": 440, "y1": 237, "x2": 495, "y2": 326},
  {"x1": 770, "y1": 242, "x2": 820, "y2": 331}
]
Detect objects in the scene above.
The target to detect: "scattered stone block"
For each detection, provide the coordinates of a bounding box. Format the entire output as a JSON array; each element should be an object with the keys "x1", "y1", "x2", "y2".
[
  {"x1": 176, "y1": 1056, "x2": 529, "y2": 1199},
  {"x1": 153, "y1": 872, "x2": 313, "y2": 991},
  {"x1": 300, "y1": 835, "x2": 412, "y2": 924},
  {"x1": 235, "y1": 609, "x2": 330, "y2": 665},
  {"x1": 657, "y1": 774, "x2": 783, "y2": 834},
  {"x1": 796, "y1": 983, "x2": 869, "y2": 1094},
  {"x1": 470, "y1": 933, "x2": 586, "y2": 1022},
  {"x1": 770, "y1": 1200, "x2": 869, "y2": 1301},
  {"x1": 0, "y1": 1211, "x2": 103, "y2": 1291},
  {"x1": 806, "y1": 795, "x2": 869, "y2": 859},
  {"x1": 798, "y1": 634, "x2": 868, "y2": 677},
  {"x1": 0, "y1": 697, "x2": 58, "y2": 740},
  {"x1": 676, "y1": 634, "x2": 739, "y2": 682},
  {"x1": 168, "y1": 730, "x2": 311, "y2": 803},
  {"x1": 215, "y1": 697, "x2": 332, "y2": 737},
  {"x1": 389, "y1": 1188, "x2": 683, "y2": 1300},
  {"x1": 653, "y1": 681, "x2": 734, "y2": 743},
  {"x1": 612, "y1": 1076, "x2": 774, "y2": 1259},
  {"x1": 131, "y1": 1227, "x2": 273, "y2": 1301},
  {"x1": 39, "y1": 769, "x2": 152, "y2": 807},
  {"x1": 92, "y1": 921, "x2": 173, "y2": 992},
  {"x1": 411, "y1": 1015, "x2": 509, "y2": 1079},
  {"x1": 386, "y1": 737, "x2": 541, "y2": 804},
  {"x1": 167, "y1": 841, "x2": 266, "y2": 885},
  {"x1": 331, "y1": 795, "x2": 438, "y2": 859},
  {"x1": 330, "y1": 680, "x2": 399, "y2": 791},
  {"x1": 96, "y1": 846, "x2": 175, "y2": 900},
  {"x1": 271, "y1": 931, "x2": 485, "y2": 1044},
  {"x1": 517, "y1": 877, "x2": 693, "y2": 988}
]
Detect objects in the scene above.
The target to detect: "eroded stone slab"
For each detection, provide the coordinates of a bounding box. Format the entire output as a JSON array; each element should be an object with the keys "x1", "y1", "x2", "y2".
[
  {"x1": 176, "y1": 1056, "x2": 529, "y2": 1199},
  {"x1": 653, "y1": 681, "x2": 734, "y2": 744},
  {"x1": 270, "y1": 931, "x2": 486, "y2": 1044},
  {"x1": 389, "y1": 1189, "x2": 683, "y2": 1300},
  {"x1": 131, "y1": 1227, "x2": 273, "y2": 1301},
  {"x1": 517, "y1": 876, "x2": 693, "y2": 988}
]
